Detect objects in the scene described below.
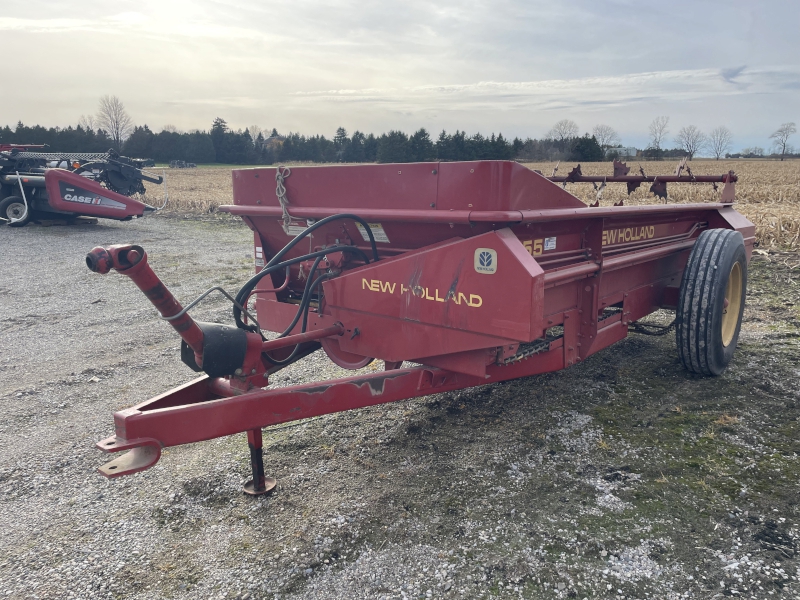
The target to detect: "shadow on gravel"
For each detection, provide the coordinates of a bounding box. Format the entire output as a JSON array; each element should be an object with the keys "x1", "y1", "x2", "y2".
[
  {"x1": 170, "y1": 251, "x2": 798, "y2": 600},
  {"x1": 1, "y1": 241, "x2": 797, "y2": 600}
]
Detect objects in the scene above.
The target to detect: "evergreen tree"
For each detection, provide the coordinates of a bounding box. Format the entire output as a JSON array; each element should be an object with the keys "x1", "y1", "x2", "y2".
[
  {"x1": 363, "y1": 134, "x2": 379, "y2": 161},
  {"x1": 376, "y1": 131, "x2": 411, "y2": 163},
  {"x1": 570, "y1": 134, "x2": 604, "y2": 162},
  {"x1": 123, "y1": 125, "x2": 155, "y2": 158},
  {"x1": 492, "y1": 133, "x2": 513, "y2": 160},
  {"x1": 210, "y1": 117, "x2": 228, "y2": 158},
  {"x1": 1, "y1": 118, "x2": 533, "y2": 165},
  {"x1": 334, "y1": 127, "x2": 349, "y2": 161},
  {"x1": 409, "y1": 128, "x2": 435, "y2": 162},
  {"x1": 344, "y1": 131, "x2": 366, "y2": 162},
  {"x1": 334, "y1": 127, "x2": 349, "y2": 147},
  {"x1": 511, "y1": 137, "x2": 525, "y2": 157}
]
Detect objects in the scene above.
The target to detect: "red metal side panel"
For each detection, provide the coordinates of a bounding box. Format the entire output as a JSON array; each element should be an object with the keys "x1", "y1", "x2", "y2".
[
  {"x1": 322, "y1": 310, "x2": 518, "y2": 365},
  {"x1": 716, "y1": 206, "x2": 756, "y2": 259},
  {"x1": 232, "y1": 163, "x2": 440, "y2": 211},
  {"x1": 230, "y1": 161, "x2": 585, "y2": 216},
  {"x1": 44, "y1": 169, "x2": 150, "y2": 219},
  {"x1": 323, "y1": 228, "x2": 544, "y2": 344},
  {"x1": 435, "y1": 161, "x2": 586, "y2": 211}
]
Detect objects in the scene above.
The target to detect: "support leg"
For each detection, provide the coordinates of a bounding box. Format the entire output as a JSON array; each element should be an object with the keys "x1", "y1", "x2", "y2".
[{"x1": 243, "y1": 428, "x2": 276, "y2": 496}]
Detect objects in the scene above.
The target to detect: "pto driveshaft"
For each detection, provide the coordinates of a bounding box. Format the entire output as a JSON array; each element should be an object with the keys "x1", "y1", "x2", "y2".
[{"x1": 86, "y1": 244, "x2": 206, "y2": 365}]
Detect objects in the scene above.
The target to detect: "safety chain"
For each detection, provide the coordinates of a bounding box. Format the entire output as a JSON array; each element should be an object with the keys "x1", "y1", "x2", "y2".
[{"x1": 275, "y1": 166, "x2": 292, "y2": 234}]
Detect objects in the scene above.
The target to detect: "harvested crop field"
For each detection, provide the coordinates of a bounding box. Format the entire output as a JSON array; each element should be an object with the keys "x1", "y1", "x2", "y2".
[
  {"x1": 143, "y1": 160, "x2": 800, "y2": 250},
  {"x1": 1, "y1": 166, "x2": 799, "y2": 600}
]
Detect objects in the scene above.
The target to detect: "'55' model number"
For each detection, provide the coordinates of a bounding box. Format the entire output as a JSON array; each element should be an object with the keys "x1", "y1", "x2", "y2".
[{"x1": 522, "y1": 237, "x2": 556, "y2": 256}]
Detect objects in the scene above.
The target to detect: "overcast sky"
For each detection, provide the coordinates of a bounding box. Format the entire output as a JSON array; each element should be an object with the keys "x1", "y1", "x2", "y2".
[{"x1": 1, "y1": 0, "x2": 798, "y2": 150}]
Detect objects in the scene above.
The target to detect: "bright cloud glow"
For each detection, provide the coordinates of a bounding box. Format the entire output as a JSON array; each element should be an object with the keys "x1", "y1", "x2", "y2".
[{"x1": 1, "y1": 0, "x2": 798, "y2": 149}]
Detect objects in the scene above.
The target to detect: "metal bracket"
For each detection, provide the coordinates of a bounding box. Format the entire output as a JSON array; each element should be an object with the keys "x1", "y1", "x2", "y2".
[{"x1": 96, "y1": 436, "x2": 162, "y2": 478}]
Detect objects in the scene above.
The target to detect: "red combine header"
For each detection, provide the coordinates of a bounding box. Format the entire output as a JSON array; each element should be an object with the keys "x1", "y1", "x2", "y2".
[
  {"x1": 1, "y1": 148, "x2": 162, "y2": 226},
  {"x1": 88, "y1": 160, "x2": 752, "y2": 495}
]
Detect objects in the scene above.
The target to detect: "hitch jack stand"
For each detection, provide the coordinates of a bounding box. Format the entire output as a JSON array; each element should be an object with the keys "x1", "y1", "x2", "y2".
[{"x1": 243, "y1": 428, "x2": 276, "y2": 496}]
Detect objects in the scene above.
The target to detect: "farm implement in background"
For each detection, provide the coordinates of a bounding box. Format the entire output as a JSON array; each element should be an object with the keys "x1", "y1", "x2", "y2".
[
  {"x1": 0, "y1": 148, "x2": 163, "y2": 227},
  {"x1": 546, "y1": 158, "x2": 736, "y2": 204},
  {"x1": 0, "y1": 143, "x2": 48, "y2": 152},
  {"x1": 88, "y1": 160, "x2": 753, "y2": 496}
]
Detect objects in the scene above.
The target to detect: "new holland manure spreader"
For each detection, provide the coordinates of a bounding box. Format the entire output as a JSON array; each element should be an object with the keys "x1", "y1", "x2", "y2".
[{"x1": 87, "y1": 160, "x2": 753, "y2": 495}]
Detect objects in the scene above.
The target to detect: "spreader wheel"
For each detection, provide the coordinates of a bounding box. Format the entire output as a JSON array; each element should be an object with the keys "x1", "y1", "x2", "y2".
[
  {"x1": 0, "y1": 196, "x2": 31, "y2": 227},
  {"x1": 676, "y1": 228, "x2": 747, "y2": 375}
]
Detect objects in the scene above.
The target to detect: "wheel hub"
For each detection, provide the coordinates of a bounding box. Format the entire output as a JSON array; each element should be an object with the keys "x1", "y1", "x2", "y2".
[
  {"x1": 721, "y1": 262, "x2": 743, "y2": 347},
  {"x1": 5, "y1": 202, "x2": 26, "y2": 220}
]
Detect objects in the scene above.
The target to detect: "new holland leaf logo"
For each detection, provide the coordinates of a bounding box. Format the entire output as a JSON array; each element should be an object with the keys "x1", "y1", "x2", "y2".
[{"x1": 474, "y1": 248, "x2": 497, "y2": 274}]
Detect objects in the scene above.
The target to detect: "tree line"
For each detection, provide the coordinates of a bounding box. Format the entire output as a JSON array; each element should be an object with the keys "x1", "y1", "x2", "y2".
[
  {"x1": 2, "y1": 93, "x2": 795, "y2": 163},
  {"x1": 0, "y1": 117, "x2": 608, "y2": 164},
  {"x1": 642, "y1": 117, "x2": 797, "y2": 161}
]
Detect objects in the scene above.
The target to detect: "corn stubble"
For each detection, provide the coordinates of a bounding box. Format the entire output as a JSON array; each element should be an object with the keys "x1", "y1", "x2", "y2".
[{"x1": 142, "y1": 160, "x2": 800, "y2": 249}]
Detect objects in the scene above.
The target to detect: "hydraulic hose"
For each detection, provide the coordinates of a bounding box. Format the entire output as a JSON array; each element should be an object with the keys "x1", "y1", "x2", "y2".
[
  {"x1": 264, "y1": 213, "x2": 380, "y2": 268},
  {"x1": 233, "y1": 212, "x2": 381, "y2": 332},
  {"x1": 232, "y1": 245, "x2": 369, "y2": 331},
  {"x1": 262, "y1": 271, "x2": 336, "y2": 366},
  {"x1": 278, "y1": 255, "x2": 325, "y2": 338},
  {"x1": 233, "y1": 213, "x2": 382, "y2": 369}
]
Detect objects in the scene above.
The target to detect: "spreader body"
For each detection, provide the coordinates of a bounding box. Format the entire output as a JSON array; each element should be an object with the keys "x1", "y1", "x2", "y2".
[
  {"x1": 89, "y1": 160, "x2": 754, "y2": 493},
  {"x1": 224, "y1": 161, "x2": 752, "y2": 377}
]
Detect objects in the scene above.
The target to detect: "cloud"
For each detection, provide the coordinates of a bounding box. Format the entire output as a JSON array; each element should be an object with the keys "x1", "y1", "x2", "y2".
[
  {"x1": 0, "y1": 17, "x2": 93, "y2": 32},
  {"x1": 289, "y1": 67, "x2": 800, "y2": 114},
  {"x1": 721, "y1": 65, "x2": 747, "y2": 83},
  {"x1": 0, "y1": 12, "x2": 283, "y2": 42},
  {"x1": 0, "y1": 0, "x2": 797, "y2": 149}
]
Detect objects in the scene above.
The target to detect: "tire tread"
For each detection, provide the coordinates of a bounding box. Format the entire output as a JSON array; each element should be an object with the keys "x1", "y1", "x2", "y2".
[{"x1": 677, "y1": 228, "x2": 746, "y2": 376}]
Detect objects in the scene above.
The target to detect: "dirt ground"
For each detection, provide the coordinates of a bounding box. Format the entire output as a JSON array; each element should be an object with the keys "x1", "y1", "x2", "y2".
[{"x1": 1, "y1": 213, "x2": 799, "y2": 600}]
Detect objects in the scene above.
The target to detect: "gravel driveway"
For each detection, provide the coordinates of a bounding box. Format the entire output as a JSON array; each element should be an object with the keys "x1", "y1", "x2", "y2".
[{"x1": 1, "y1": 215, "x2": 799, "y2": 600}]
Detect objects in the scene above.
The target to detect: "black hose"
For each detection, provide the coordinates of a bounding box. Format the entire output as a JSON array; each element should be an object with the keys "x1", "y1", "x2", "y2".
[
  {"x1": 235, "y1": 213, "x2": 382, "y2": 363},
  {"x1": 262, "y1": 271, "x2": 336, "y2": 366},
  {"x1": 232, "y1": 245, "x2": 369, "y2": 331},
  {"x1": 264, "y1": 213, "x2": 380, "y2": 269},
  {"x1": 278, "y1": 255, "x2": 324, "y2": 338}
]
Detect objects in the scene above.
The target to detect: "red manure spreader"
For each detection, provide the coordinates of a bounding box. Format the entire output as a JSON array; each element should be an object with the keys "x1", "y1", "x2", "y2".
[{"x1": 88, "y1": 160, "x2": 752, "y2": 495}]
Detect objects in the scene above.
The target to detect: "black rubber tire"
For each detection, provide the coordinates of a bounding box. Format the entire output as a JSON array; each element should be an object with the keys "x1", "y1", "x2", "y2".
[
  {"x1": 676, "y1": 228, "x2": 747, "y2": 375},
  {"x1": 0, "y1": 196, "x2": 32, "y2": 227}
]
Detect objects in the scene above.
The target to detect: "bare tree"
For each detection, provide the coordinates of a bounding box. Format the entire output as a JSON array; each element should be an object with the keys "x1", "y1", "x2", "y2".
[
  {"x1": 161, "y1": 124, "x2": 178, "y2": 133},
  {"x1": 547, "y1": 119, "x2": 579, "y2": 142},
  {"x1": 96, "y1": 95, "x2": 134, "y2": 151},
  {"x1": 248, "y1": 125, "x2": 263, "y2": 144},
  {"x1": 592, "y1": 124, "x2": 620, "y2": 149},
  {"x1": 648, "y1": 116, "x2": 670, "y2": 159},
  {"x1": 78, "y1": 114, "x2": 95, "y2": 131},
  {"x1": 674, "y1": 125, "x2": 707, "y2": 159},
  {"x1": 769, "y1": 122, "x2": 797, "y2": 161},
  {"x1": 708, "y1": 126, "x2": 733, "y2": 160},
  {"x1": 741, "y1": 147, "x2": 765, "y2": 158}
]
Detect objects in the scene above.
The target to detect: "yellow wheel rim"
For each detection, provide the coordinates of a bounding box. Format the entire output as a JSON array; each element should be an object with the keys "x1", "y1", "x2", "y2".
[{"x1": 721, "y1": 262, "x2": 743, "y2": 347}]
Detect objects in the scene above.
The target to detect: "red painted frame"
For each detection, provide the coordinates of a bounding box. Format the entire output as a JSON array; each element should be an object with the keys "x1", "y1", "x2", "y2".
[{"x1": 92, "y1": 161, "x2": 755, "y2": 482}]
